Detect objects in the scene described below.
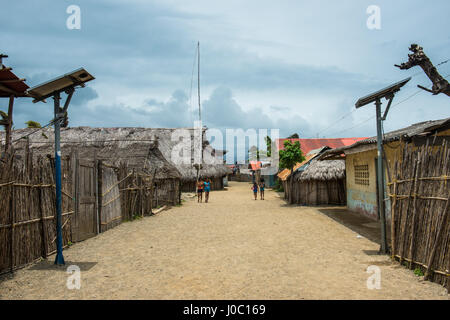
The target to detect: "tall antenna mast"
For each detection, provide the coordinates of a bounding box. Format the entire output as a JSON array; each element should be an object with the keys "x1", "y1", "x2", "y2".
[
  {"x1": 194, "y1": 42, "x2": 202, "y2": 184},
  {"x1": 197, "y1": 41, "x2": 201, "y2": 122}
]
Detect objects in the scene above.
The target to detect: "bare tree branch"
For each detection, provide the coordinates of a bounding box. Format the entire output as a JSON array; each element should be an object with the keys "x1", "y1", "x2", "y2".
[{"x1": 395, "y1": 44, "x2": 450, "y2": 97}]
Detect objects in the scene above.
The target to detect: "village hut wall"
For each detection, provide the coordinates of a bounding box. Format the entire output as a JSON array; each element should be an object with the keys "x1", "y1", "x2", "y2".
[
  {"x1": 345, "y1": 148, "x2": 380, "y2": 220},
  {"x1": 100, "y1": 142, "x2": 183, "y2": 218},
  {"x1": 228, "y1": 170, "x2": 253, "y2": 183},
  {"x1": 342, "y1": 120, "x2": 450, "y2": 222},
  {"x1": 290, "y1": 159, "x2": 346, "y2": 206},
  {"x1": 98, "y1": 162, "x2": 123, "y2": 232},
  {"x1": 261, "y1": 174, "x2": 276, "y2": 187}
]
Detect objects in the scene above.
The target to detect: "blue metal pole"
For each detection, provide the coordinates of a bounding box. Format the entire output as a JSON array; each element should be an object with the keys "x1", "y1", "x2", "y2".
[
  {"x1": 54, "y1": 92, "x2": 65, "y2": 265},
  {"x1": 375, "y1": 99, "x2": 388, "y2": 254}
]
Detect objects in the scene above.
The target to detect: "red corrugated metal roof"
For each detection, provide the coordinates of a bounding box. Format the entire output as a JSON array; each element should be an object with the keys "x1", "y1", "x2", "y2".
[
  {"x1": 276, "y1": 137, "x2": 367, "y2": 154},
  {"x1": 249, "y1": 161, "x2": 262, "y2": 171},
  {"x1": 0, "y1": 65, "x2": 29, "y2": 97}
]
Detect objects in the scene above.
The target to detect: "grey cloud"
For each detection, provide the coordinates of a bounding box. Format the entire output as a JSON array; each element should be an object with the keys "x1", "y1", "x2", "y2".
[
  {"x1": 2, "y1": 0, "x2": 385, "y2": 95},
  {"x1": 2, "y1": 0, "x2": 449, "y2": 138},
  {"x1": 143, "y1": 89, "x2": 191, "y2": 127},
  {"x1": 270, "y1": 105, "x2": 290, "y2": 112},
  {"x1": 60, "y1": 86, "x2": 315, "y2": 139},
  {"x1": 202, "y1": 87, "x2": 313, "y2": 137},
  {"x1": 71, "y1": 87, "x2": 99, "y2": 106}
]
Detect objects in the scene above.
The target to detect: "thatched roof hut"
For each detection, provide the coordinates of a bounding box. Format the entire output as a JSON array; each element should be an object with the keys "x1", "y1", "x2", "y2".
[
  {"x1": 296, "y1": 159, "x2": 345, "y2": 181},
  {"x1": 2, "y1": 126, "x2": 230, "y2": 182},
  {"x1": 76, "y1": 142, "x2": 181, "y2": 180},
  {"x1": 287, "y1": 159, "x2": 346, "y2": 206}
]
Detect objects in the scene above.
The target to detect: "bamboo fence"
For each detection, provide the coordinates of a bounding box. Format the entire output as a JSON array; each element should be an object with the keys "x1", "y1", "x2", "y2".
[
  {"x1": 0, "y1": 144, "x2": 181, "y2": 275},
  {"x1": 0, "y1": 145, "x2": 73, "y2": 274},
  {"x1": 116, "y1": 163, "x2": 181, "y2": 221},
  {"x1": 117, "y1": 166, "x2": 159, "y2": 221},
  {"x1": 388, "y1": 139, "x2": 449, "y2": 290},
  {"x1": 98, "y1": 161, "x2": 123, "y2": 232}
]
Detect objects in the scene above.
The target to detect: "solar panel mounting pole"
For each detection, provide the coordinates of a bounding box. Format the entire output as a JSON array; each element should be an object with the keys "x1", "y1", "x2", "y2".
[
  {"x1": 355, "y1": 77, "x2": 411, "y2": 255},
  {"x1": 53, "y1": 91, "x2": 65, "y2": 265},
  {"x1": 26, "y1": 68, "x2": 95, "y2": 266},
  {"x1": 375, "y1": 98, "x2": 388, "y2": 254}
]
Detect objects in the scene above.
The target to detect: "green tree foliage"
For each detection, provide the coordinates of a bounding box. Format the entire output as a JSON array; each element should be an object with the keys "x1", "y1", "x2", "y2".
[
  {"x1": 25, "y1": 120, "x2": 42, "y2": 128},
  {"x1": 0, "y1": 110, "x2": 8, "y2": 121},
  {"x1": 0, "y1": 110, "x2": 8, "y2": 132},
  {"x1": 279, "y1": 140, "x2": 305, "y2": 204},
  {"x1": 279, "y1": 140, "x2": 304, "y2": 171},
  {"x1": 265, "y1": 136, "x2": 272, "y2": 157},
  {"x1": 287, "y1": 133, "x2": 300, "y2": 139},
  {"x1": 24, "y1": 121, "x2": 48, "y2": 139}
]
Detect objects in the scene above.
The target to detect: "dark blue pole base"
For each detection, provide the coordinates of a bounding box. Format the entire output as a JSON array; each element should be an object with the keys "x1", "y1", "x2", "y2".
[{"x1": 54, "y1": 252, "x2": 65, "y2": 265}]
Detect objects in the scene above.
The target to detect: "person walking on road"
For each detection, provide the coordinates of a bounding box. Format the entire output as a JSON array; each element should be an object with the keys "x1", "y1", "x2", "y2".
[
  {"x1": 197, "y1": 179, "x2": 204, "y2": 203},
  {"x1": 251, "y1": 182, "x2": 258, "y2": 200},
  {"x1": 204, "y1": 179, "x2": 211, "y2": 203},
  {"x1": 259, "y1": 179, "x2": 265, "y2": 200}
]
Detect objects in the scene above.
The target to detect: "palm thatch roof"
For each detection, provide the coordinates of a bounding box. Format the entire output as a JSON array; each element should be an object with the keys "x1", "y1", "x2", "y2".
[
  {"x1": 2, "y1": 126, "x2": 230, "y2": 181},
  {"x1": 78, "y1": 142, "x2": 181, "y2": 180},
  {"x1": 295, "y1": 159, "x2": 345, "y2": 181}
]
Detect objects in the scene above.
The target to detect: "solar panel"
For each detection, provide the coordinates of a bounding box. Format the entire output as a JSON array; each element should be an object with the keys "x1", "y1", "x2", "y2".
[
  {"x1": 27, "y1": 68, "x2": 95, "y2": 102},
  {"x1": 355, "y1": 77, "x2": 411, "y2": 108}
]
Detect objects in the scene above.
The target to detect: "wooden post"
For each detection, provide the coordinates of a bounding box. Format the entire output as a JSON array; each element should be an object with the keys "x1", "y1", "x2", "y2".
[
  {"x1": 97, "y1": 159, "x2": 103, "y2": 234},
  {"x1": 178, "y1": 180, "x2": 181, "y2": 206},
  {"x1": 4, "y1": 95, "x2": 14, "y2": 153},
  {"x1": 39, "y1": 164, "x2": 48, "y2": 258},
  {"x1": 391, "y1": 177, "x2": 397, "y2": 260},
  {"x1": 139, "y1": 176, "x2": 144, "y2": 217},
  {"x1": 400, "y1": 159, "x2": 417, "y2": 264},
  {"x1": 152, "y1": 168, "x2": 157, "y2": 212},
  {"x1": 408, "y1": 157, "x2": 421, "y2": 269},
  {"x1": 68, "y1": 150, "x2": 75, "y2": 243},
  {"x1": 10, "y1": 180, "x2": 14, "y2": 272},
  {"x1": 74, "y1": 152, "x2": 80, "y2": 242},
  {"x1": 424, "y1": 198, "x2": 449, "y2": 280}
]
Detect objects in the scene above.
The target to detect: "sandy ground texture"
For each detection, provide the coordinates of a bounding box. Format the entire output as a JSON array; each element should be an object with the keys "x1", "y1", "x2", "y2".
[{"x1": 0, "y1": 181, "x2": 448, "y2": 300}]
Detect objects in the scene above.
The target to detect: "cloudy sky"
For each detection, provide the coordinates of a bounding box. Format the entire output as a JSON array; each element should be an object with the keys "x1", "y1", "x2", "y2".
[{"x1": 2, "y1": 0, "x2": 449, "y2": 144}]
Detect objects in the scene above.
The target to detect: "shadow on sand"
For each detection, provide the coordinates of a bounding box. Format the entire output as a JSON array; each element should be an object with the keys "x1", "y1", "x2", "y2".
[
  {"x1": 317, "y1": 206, "x2": 391, "y2": 249},
  {"x1": 29, "y1": 260, "x2": 97, "y2": 272}
]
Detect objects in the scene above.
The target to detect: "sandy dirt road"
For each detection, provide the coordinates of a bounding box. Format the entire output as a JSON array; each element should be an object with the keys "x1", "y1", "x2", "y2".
[{"x1": 0, "y1": 182, "x2": 448, "y2": 299}]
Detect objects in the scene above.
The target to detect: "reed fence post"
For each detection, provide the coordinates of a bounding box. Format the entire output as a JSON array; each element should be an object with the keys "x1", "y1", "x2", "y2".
[
  {"x1": 150, "y1": 168, "x2": 157, "y2": 211},
  {"x1": 10, "y1": 182, "x2": 14, "y2": 272},
  {"x1": 408, "y1": 157, "x2": 421, "y2": 269},
  {"x1": 97, "y1": 159, "x2": 103, "y2": 233},
  {"x1": 178, "y1": 180, "x2": 182, "y2": 205},
  {"x1": 390, "y1": 175, "x2": 397, "y2": 260},
  {"x1": 424, "y1": 197, "x2": 449, "y2": 280},
  {"x1": 139, "y1": 176, "x2": 144, "y2": 217},
  {"x1": 74, "y1": 152, "x2": 80, "y2": 242},
  {"x1": 39, "y1": 165, "x2": 48, "y2": 258},
  {"x1": 400, "y1": 159, "x2": 417, "y2": 264}
]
